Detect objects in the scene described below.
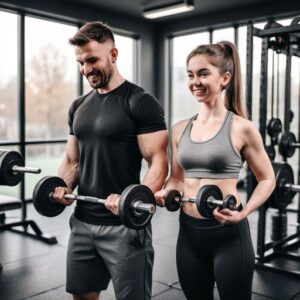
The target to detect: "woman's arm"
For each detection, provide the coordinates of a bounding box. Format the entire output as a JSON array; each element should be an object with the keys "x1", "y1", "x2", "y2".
[{"x1": 214, "y1": 120, "x2": 276, "y2": 223}]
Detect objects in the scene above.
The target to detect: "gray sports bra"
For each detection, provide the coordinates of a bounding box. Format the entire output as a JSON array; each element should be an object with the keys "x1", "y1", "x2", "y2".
[{"x1": 177, "y1": 111, "x2": 243, "y2": 179}]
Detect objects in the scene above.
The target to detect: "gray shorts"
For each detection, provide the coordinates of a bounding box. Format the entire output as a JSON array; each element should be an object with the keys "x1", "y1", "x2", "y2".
[{"x1": 66, "y1": 214, "x2": 154, "y2": 300}]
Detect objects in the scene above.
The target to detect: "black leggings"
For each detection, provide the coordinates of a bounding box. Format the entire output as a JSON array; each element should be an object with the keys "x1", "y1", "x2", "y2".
[{"x1": 176, "y1": 210, "x2": 255, "y2": 300}]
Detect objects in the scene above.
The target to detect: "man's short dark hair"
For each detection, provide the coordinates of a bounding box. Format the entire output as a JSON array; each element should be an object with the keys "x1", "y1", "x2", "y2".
[{"x1": 69, "y1": 21, "x2": 115, "y2": 46}]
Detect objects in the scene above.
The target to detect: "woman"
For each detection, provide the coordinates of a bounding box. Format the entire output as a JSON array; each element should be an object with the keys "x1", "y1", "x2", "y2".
[{"x1": 155, "y1": 41, "x2": 275, "y2": 300}]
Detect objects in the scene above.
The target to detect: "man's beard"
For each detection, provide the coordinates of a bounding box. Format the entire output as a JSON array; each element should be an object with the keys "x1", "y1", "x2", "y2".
[{"x1": 87, "y1": 68, "x2": 113, "y2": 89}]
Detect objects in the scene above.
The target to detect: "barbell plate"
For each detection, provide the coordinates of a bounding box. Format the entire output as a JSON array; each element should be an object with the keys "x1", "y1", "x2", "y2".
[
  {"x1": 165, "y1": 189, "x2": 181, "y2": 211},
  {"x1": 196, "y1": 185, "x2": 223, "y2": 218},
  {"x1": 118, "y1": 184, "x2": 155, "y2": 230},
  {"x1": 0, "y1": 150, "x2": 24, "y2": 186},
  {"x1": 271, "y1": 162, "x2": 295, "y2": 210},
  {"x1": 32, "y1": 176, "x2": 67, "y2": 217},
  {"x1": 279, "y1": 132, "x2": 296, "y2": 158}
]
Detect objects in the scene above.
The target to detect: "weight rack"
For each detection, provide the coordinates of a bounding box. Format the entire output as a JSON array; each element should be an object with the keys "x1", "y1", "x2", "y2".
[{"x1": 246, "y1": 16, "x2": 300, "y2": 278}]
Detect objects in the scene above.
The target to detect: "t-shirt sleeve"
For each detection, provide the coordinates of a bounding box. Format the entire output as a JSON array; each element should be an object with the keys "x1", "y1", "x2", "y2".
[
  {"x1": 68, "y1": 93, "x2": 88, "y2": 135},
  {"x1": 129, "y1": 92, "x2": 167, "y2": 134},
  {"x1": 68, "y1": 100, "x2": 77, "y2": 135}
]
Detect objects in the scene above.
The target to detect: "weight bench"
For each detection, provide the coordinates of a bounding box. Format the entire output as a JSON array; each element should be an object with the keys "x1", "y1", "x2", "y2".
[{"x1": 0, "y1": 194, "x2": 57, "y2": 270}]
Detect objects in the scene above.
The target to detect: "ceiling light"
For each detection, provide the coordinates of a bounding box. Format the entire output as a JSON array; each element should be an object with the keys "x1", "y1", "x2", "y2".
[{"x1": 143, "y1": 0, "x2": 195, "y2": 19}]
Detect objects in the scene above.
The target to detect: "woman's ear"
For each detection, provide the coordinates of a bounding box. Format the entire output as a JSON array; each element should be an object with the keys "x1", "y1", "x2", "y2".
[{"x1": 223, "y1": 71, "x2": 231, "y2": 87}]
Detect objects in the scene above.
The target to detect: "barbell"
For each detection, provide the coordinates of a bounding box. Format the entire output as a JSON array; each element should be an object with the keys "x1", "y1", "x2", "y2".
[
  {"x1": 0, "y1": 150, "x2": 41, "y2": 186},
  {"x1": 164, "y1": 185, "x2": 237, "y2": 218},
  {"x1": 32, "y1": 176, "x2": 156, "y2": 230}
]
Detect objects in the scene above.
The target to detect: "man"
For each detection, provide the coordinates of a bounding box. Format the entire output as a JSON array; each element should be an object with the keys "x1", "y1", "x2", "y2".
[{"x1": 52, "y1": 21, "x2": 168, "y2": 300}]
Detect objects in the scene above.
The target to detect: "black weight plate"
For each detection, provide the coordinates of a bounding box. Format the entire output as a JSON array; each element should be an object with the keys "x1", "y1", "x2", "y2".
[
  {"x1": 165, "y1": 189, "x2": 181, "y2": 211},
  {"x1": 223, "y1": 194, "x2": 237, "y2": 210},
  {"x1": 0, "y1": 150, "x2": 24, "y2": 186},
  {"x1": 119, "y1": 184, "x2": 155, "y2": 230},
  {"x1": 32, "y1": 176, "x2": 66, "y2": 217},
  {"x1": 267, "y1": 117, "x2": 282, "y2": 141},
  {"x1": 270, "y1": 162, "x2": 295, "y2": 210},
  {"x1": 196, "y1": 185, "x2": 223, "y2": 218},
  {"x1": 279, "y1": 132, "x2": 296, "y2": 158}
]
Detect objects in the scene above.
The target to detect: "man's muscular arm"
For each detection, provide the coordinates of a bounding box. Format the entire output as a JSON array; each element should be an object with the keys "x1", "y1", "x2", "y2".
[{"x1": 52, "y1": 135, "x2": 80, "y2": 205}]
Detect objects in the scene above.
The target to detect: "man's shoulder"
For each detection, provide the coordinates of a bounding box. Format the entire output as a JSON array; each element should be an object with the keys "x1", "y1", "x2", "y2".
[
  {"x1": 126, "y1": 82, "x2": 157, "y2": 105},
  {"x1": 70, "y1": 89, "x2": 94, "y2": 111}
]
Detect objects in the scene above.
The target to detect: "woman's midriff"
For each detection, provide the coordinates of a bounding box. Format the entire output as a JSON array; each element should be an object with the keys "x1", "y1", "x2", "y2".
[{"x1": 182, "y1": 177, "x2": 241, "y2": 219}]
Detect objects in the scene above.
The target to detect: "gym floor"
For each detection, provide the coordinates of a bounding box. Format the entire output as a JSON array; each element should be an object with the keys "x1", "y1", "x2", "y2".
[{"x1": 1, "y1": 189, "x2": 300, "y2": 300}]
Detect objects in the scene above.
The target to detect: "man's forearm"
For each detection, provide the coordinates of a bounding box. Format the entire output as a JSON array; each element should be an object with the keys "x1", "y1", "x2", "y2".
[
  {"x1": 142, "y1": 160, "x2": 168, "y2": 193},
  {"x1": 58, "y1": 159, "x2": 79, "y2": 190}
]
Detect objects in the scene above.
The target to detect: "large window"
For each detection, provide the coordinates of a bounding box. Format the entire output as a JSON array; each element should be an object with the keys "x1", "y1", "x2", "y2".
[
  {"x1": 238, "y1": 26, "x2": 247, "y2": 105},
  {"x1": 290, "y1": 56, "x2": 300, "y2": 194},
  {"x1": 0, "y1": 12, "x2": 19, "y2": 197},
  {"x1": 115, "y1": 35, "x2": 135, "y2": 82},
  {"x1": 25, "y1": 17, "x2": 78, "y2": 140},
  {"x1": 25, "y1": 144, "x2": 66, "y2": 199},
  {"x1": 0, "y1": 11, "x2": 18, "y2": 143},
  {"x1": 212, "y1": 27, "x2": 234, "y2": 43},
  {"x1": 251, "y1": 36, "x2": 262, "y2": 126},
  {"x1": 171, "y1": 32, "x2": 209, "y2": 124}
]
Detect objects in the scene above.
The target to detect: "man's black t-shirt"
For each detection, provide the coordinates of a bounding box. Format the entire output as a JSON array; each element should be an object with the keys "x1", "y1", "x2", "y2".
[{"x1": 68, "y1": 80, "x2": 166, "y2": 225}]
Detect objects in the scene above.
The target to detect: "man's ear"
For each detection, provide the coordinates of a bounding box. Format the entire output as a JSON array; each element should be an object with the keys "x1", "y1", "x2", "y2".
[{"x1": 110, "y1": 47, "x2": 118, "y2": 63}]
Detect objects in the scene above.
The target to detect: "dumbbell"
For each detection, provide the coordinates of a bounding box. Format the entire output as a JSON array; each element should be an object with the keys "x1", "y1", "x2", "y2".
[
  {"x1": 0, "y1": 150, "x2": 41, "y2": 186},
  {"x1": 164, "y1": 185, "x2": 237, "y2": 218},
  {"x1": 32, "y1": 176, "x2": 156, "y2": 230}
]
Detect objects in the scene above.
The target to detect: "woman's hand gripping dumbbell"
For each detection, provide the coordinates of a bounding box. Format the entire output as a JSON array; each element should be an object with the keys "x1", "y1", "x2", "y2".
[{"x1": 157, "y1": 185, "x2": 237, "y2": 219}]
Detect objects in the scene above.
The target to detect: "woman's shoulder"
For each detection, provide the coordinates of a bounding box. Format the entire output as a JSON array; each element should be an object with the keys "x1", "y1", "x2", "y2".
[
  {"x1": 173, "y1": 118, "x2": 191, "y2": 129},
  {"x1": 171, "y1": 117, "x2": 193, "y2": 142},
  {"x1": 232, "y1": 113, "x2": 261, "y2": 146},
  {"x1": 172, "y1": 116, "x2": 195, "y2": 133},
  {"x1": 232, "y1": 113, "x2": 257, "y2": 132}
]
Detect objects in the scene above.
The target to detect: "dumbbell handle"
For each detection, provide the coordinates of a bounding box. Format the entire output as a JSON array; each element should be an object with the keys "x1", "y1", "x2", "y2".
[
  {"x1": 284, "y1": 183, "x2": 300, "y2": 193},
  {"x1": 207, "y1": 197, "x2": 224, "y2": 206},
  {"x1": 174, "y1": 196, "x2": 223, "y2": 205},
  {"x1": 11, "y1": 165, "x2": 41, "y2": 174},
  {"x1": 64, "y1": 194, "x2": 155, "y2": 214},
  {"x1": 174, "y1": 196, "x2": 195, "y2": 203}
]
